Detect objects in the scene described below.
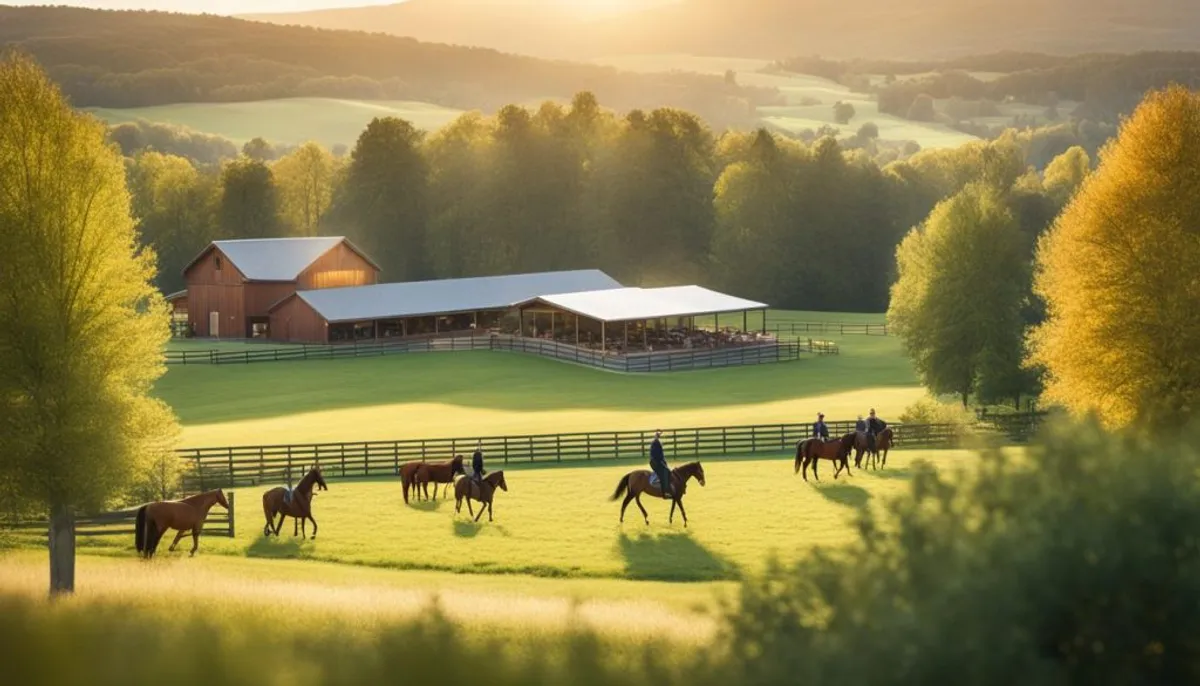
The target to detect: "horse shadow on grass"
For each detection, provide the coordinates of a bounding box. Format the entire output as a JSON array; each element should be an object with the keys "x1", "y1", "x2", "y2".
[
  {"x1": 813, "y1": 483, "x2": 871, "y2": 509},
  {"x1": 407, "y1": 498, "x2": 448, "y2": 513},
  {"x1": 616, "y1": 532, "x2": 739, "y2": 582},
  {"x1": 246, "y1": 535, "x2": 304, "y2": 559},
  {"x1": 453, "y1": 520, "x2": 482, "y2": 538}
]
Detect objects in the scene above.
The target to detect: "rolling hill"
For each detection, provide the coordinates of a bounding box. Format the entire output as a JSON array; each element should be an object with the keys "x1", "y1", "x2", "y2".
[{"x1": 244, "y1": 0, "x2": 1200, "y2": 61}]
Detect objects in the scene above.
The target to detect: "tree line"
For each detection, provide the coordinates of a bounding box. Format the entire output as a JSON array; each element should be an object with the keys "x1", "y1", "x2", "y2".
[
  {"x1": 129, "y1": 92, "x2": 1089, "y2": 316},
  {"x1": 0, "y1": 6, "x2": 778, "y2": 130}
]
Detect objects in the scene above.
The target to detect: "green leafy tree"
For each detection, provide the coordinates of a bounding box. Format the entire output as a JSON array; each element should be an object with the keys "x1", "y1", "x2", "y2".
[
  {"x1": 126, "y1": 151, "x2": 218, "y2": 292},
  {"x1": 1042, "y1": 145, "x2": 1091, "y2": 206},
  {"x1": 218, "y1": 157, "x2": 282, "y2": 238},
  {"x1": 274, "y1": 141, "x2": 339, "y2": 236},
  {"x1": 888, "y1": 182, "x2": 1029, "y2": 406},
  {"x1": 833, "y1": 101, "x2": 856, "y2": 125},
  {"x1": 0, "y1": 54, "x2": 178, "y2": 594},
  {"x1": 1030, "y1": 86, "x2": 1200, "y2": 430},
  {"x1": 242, "y1": 137, "x2": 274, "y2": 161},
  {"x1": 337, "y1": 117, "x2": 429, "y2": 280}
]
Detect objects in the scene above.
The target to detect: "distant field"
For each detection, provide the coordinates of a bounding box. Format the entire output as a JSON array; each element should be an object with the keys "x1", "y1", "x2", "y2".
[{"x1": 89, "y1": 98, "x2": 466, "y2": 146}]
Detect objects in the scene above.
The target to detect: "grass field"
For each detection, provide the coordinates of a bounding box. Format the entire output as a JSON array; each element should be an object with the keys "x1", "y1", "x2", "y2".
[
  {"x1": 159, "y1": 339, "x2": 918, "y2": 447},
  {"x1": 5, "y1": 452, "x2": 976, "y2": 581},
  {"x1": 89, "y1": 98, "x2": 466, "y2": 147}
]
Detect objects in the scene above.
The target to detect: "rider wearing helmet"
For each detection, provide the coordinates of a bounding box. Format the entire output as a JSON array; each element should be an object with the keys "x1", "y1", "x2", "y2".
[
  {"x1": 813, "y1": 412, "x2": 830, "y2": 441},
  {"x1": 866, "y1": 409, "x2": 887, "y2": 452}
]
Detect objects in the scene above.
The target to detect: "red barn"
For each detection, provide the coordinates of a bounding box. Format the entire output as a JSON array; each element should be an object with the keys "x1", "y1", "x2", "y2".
[{"x1": 182, "y1": 237, "x2": 379, "y2": 339}]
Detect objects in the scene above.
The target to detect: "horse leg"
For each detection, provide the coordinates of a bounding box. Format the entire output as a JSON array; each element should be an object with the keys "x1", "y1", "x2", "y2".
[
  {"x1": 882, "y1": 448, "x2": 889, "y2": 468},
  {"x1": 676, "y1": 498, "x2": 688, "y2": 528},
  {"x1": 669, "y1": 499, "x2": 677, "y2": 524},
  {"x1": 309, "y1": 514, "x2": 318, "y2": 539},
  {"x1": 620, "y1": 492, "x2": 635, "y2": 523},
  {"x1": 466, "y1": 498, "x2": 475, "y2": 519},
  {"x1": 474, "y1": 500, "x2": 486, "y2": 522},
  {"x1": 273, "y1": 513, "x2": 285, "y2": 536},
  {"x1": 812, "y1": 459, "x2": 820, "y2": 482},
  {"x1": 487, "y1": 500, "x2": 494, "y2": 522},
  {"x1": 634, "y1": 495, "x2": 650, "y2": 525},
  {"x1": 189, "y1": 526, "x2": 200, "y2": 557},
  {"x1": 168, "y1": 529, "x2": 187, "y2": 552}
]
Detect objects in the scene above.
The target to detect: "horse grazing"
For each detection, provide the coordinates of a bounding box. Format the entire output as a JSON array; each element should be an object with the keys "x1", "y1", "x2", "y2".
[
  {"x1": 454, "y1": 471, "x2": 508, "y2": 522},
  {"x1": 413, "y1": 455, "x2": 466, "y2": 502},
  {"x1": 795, "y1": 433, "x2": 855, "y2": 481},
  {"x1": 262, "y1": 465, "x2": 328, "y2": 539},
  {"x1": 135, "y1": 489, "x2": 229, "y2": 559},
  {"x1": 853, "y1": 428, "x2": 894, "y2": 470},
  {"x1": 609, "y1": 462, "x2": 706, "y2": 527}
]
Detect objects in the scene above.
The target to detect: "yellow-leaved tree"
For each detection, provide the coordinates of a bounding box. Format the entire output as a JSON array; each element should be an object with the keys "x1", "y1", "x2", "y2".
[
  {"x1": 1030, "y1": 85, "x2": 1200, "y2": 430},
  {"x1": 0, "y1": 54, "x2": 179, "y2": 594}
]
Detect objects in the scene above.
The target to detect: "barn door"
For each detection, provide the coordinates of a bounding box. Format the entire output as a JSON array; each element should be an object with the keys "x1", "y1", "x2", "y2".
[{"x1": 210, "y1": 311, "x2": 220, "y2": 338}]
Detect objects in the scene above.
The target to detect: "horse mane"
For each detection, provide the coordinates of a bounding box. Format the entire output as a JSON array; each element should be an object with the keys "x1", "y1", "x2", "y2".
[
  {"x1": 296, "y1": 467, "x2": 321, "y2": 493},
  {"x1": 486, "y1": 470, "x2": 505, "y2": 484},
  {"x1": 181, "y1": 489, "x2": 221, "y2": 506},
  {"x1": 674, "y1": 462, "x2": 702, "y2": 474}
]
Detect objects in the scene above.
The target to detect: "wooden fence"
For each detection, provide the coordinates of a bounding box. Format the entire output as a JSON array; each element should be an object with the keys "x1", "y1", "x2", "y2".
[
  {"x1": 165, "y1": 334, "x2": 833, "y2": 371},
  {"x1": 766, "y1": 321, "x2": 890, "y2": 337},
  {"x1": 1, "y1": 492, "x2": 236, "y2": 539},
  {"x1": 179, "y1": 415, "x2": 1046, "y2": 491}
]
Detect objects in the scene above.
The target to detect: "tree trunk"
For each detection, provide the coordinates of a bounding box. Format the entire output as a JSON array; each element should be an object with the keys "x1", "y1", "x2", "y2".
[
  {"x1": 48, "y1": 503, "x2": 75, "y2": 596},
  {"x1": 962, "y1": 392, "x2": 969, "y2": 408}
]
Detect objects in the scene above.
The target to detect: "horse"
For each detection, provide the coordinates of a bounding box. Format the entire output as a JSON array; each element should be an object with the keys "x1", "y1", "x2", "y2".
[
  {"x1": 262, "y1": 465, "x2": 328, "y2": 539},
  {"x1": 413, "y1": 455, "x2": 466, "y2": 502},
  {"x1": 399, "y1": 461, "x2": 423, "y2": 504},
  {"x1": 609, "y1": 461, "x2": 706, "y2": 527},
  {"x1": 135, "y1": 489, "x2": 229, "y2": 559},
  {"x1": 794, "y1": 433, "x2": 855, "y2": 481},
  {"x1": 852, "y1": 428, "x2": 894, "y2": 470},
  {"x1": 454, "y1": 471, "x2": 508, "y2": 522}
]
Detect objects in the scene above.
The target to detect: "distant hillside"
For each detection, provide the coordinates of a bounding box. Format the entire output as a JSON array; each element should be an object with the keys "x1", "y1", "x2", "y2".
[
  {"x1": 0, "y1": 5, "x2": 775, "y2": 129},
  {"x1": 244, "y1": 0, "x2": 1200, "y2": 60}
]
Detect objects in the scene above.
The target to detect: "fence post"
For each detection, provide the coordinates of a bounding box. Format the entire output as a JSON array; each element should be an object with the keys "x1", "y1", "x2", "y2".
[
  {"x1": 196, "y1": 454, "x2": 205, "y2": 491},
  {"x1": 393, "y1": 441, "x2": 399, "y2": 475},
  {"x1": 227, "y1": 491, "x2": 236, "y2": 537},
  {"x1": 340, "y1": 443, "x2": 347, "y2": 478},
  {"x1": 751, "y1": 426, "x2": 757, "y2": 453},
  {"x1": 227, "y1": 447, "x2": 234, "y2": 486},
  {"x1": 556, "y1": 435, "x2": 561, "y2": 462},
  {"x1": 722, "y1": 427, "x2": 727, "y2": 454},
  {"x1": 259, "y1": 446, "x2": 264, "y2": 483},
  {"x1": 286, "y1": 446, "x2": 293, "y2": 486}
]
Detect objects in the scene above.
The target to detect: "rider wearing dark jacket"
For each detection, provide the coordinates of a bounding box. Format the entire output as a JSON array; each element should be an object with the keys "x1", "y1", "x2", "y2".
[
  {"x1": 813, "y1": 413, "x2": 829, "y2": 440},
  {"x1": 649, "y1": 430, "x2": 673, "y2": 499},
  {"x1": 866, "y1": 409, "x2": 886, "y2": 451},
  {"x1": 472, "y1": 441, "x2": 486, "y2": 481}
]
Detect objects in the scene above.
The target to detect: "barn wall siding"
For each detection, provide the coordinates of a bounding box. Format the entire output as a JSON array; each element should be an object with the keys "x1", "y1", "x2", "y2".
[
  {"x1": 298, "y1": 243, "x2": 378, "y2": 290},
  {"x1": 269, "y1": 297, "x2": 328, "y2": 343},
  {"x1": 185, "y1": 248, "x2": 248, "y2": 338}
]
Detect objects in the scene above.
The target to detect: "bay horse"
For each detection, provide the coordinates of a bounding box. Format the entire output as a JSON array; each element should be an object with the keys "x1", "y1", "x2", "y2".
[
  {"x1": 454, "y1": 471, "x2": 508, "y2": 522},
  {"x1": 413, "y1": 455, "x2": 466, "y2": 502},
  {"x1": 853, "y1": 428, "x2": 894, "y2": 470},
  {"x1": 610, "y1": 461, "x2": 706, "y2": 527},
  {"x1": 795, "y1": 433, "x2": 855, "y2": 481},
  {"x1": 262, "y1": 465, "x2": 328, "y2": 539},
  {"x1": 400, "y1": 460, "x2": 423, "y2": 504},
  {"x1": 135, "y1": 489, "x2": 229, "y2": 559}
]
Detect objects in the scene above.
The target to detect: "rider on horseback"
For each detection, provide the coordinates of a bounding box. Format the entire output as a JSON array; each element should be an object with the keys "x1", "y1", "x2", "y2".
[
  {"x1": 813, "y1": 412, "x2": 829, "y2": 440},
  {"x1": 649, "y1": 430, "x2": 674, "y2": 499},
  {"x1": 471, "y1": 440, "x2": 486, "y2": 483},
  {"x1": 867, "y1": 409, "x2": 887, "y2": 453}
]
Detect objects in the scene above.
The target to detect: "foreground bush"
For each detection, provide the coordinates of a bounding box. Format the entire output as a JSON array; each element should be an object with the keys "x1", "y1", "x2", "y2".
[
  {"x1": 725, "y1": 420, "x2": 1200, "y2": 685},
  {"x1": 5, "y1": 421, "x2": 1200, "y2": 684}
]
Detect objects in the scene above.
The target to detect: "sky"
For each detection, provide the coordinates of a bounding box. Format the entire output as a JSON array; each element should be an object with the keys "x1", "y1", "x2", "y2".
[{"x1": 8, "y1": 1, "x2": 406, "y2": 14}]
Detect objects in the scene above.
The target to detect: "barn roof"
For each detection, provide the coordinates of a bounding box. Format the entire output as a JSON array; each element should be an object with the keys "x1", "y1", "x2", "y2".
[
  {"x1": 279, "y1": 270, "x2": 623, "y2": 323},
  {"x1": 182, "y1": 237, "x2": 379, "y2": 281},
  {"x1": 519, "y1": 286, "x2": 768, "y2": 323}
]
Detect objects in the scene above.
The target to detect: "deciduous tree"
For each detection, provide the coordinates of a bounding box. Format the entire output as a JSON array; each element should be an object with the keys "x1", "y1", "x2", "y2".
[
  {"x1": 0, "y1": 54, "x2": 178, "y2": 594},
  {"x1": 1030, "y1": 86, "x2": 1200, "y2": 429},
  {"x1": 274, "y1": 142, "x2": 338, "y2": 236},
  {"x1": 888, "y1": 183, "x2": 1029, "y2": 406}
]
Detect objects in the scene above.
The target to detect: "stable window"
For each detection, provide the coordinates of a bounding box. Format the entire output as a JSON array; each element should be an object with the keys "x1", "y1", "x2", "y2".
[{"x1": 215, "y1": 255, "x2": 223, "y2": 271}]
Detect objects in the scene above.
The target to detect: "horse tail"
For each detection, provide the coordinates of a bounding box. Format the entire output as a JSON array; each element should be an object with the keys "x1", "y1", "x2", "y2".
[
  {"x1": 135, "y1": 505, "x2": 147, "y2": 554},
  {"x1": 610, "y1": 474, "x2": 631, "y2": 502},
  {"x1": 402, "y1": 477, "x2": 410, "y2": 504},
  {"x1": 794, "y1": 440, "x2": 807, "y2": 474}
]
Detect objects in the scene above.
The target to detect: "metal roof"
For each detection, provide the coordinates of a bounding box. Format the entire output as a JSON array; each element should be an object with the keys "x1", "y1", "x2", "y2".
[
  {"x1": 213, "y1": 237, "x2": 345, "y2": 281},
  {"x1": 288, "y1": 270, "x2": 624, "y2": 323},
  {"x1": 521, "y1": 286, "x2": 768, "y2": 322},
  {"x1": 183, "y1": 237, "x2": 379, "y2": 281}
]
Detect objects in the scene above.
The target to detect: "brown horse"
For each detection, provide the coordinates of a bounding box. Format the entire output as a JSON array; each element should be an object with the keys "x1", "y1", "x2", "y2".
[
  {"x1": 853, "y1": 428, "x2": 895, "y2": 470},
  {"x1": 795, "y1": 433, "x2": 855, "y2": 481},
  {"x1": 610, "y1": 461, "x2": 706, "y2": 527},
  {"x1": 454, "y1": 471, "x2": 508, "y2": 522},
  {"x1": 413, "y1": 455, "x2": 467, "y2": 502},
  {"x1": 262, "y1": 465, "x2": 328, "y2": 539},
  {"x1": 399, "y1": 461, "x2": 423, "y2": 504},
  {"x1": 135, "y1": 489, "x2": 229, "y2": 559}
]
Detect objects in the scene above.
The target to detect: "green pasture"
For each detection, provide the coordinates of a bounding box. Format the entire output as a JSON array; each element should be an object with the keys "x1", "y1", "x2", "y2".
[
  {"x1": 5, "y1": 452, "x2": 976, "y2": 582},
  {"x1": 89, "y1": 98, "x2": 465, "y2": 147},
  {"x1": 157, "y1": 332, "x2": 918, "y2": 447}
]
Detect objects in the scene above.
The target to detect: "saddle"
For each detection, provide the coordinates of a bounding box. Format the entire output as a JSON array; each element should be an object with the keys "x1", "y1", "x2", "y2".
[{"x1": 282, "y1": 488, "x2": 294, "y2": 506}]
